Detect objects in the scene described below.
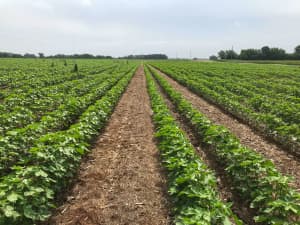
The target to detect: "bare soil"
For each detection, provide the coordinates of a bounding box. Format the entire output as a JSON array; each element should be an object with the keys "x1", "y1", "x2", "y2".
[
  {"x1": 48, "y1": 66, "x2": 171, "y2": 225},
  {"x1": 152, "y1": 67, "x2": 300, "y2": 192}
]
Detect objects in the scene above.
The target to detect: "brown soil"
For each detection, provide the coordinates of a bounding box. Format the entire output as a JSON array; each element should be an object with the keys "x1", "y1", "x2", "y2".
[
  {"x1": 152, "y1": 76, "x2": 251, "y2": 225},
  {"x1": 151, "y1": 66, "x2": 300, "y2": 192},
  {"x1": 48, "y1": 66, "x2": 172, "y2": 225}
]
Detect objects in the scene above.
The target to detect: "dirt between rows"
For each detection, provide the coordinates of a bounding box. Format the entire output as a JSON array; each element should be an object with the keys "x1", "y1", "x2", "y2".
[
  {"x1": 48, "y1": 66, "x2": 171, "y2": 225},
  {"x1": 152, "y1": 67, "x2": 300, "y2": 192},
  {"x1": 152, "y1": 75, "x2": 252, "y2": 225}
]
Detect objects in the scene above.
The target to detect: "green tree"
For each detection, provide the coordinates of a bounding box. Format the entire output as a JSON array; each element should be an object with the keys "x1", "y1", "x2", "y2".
[
  {"x1": 209, "y1": 55, "x2": 218, "y2": 60},
  {"x1": 295, "y1": 45, "x2": 300, "y2": 59},
  {"x1": 218, "y1": 50, "x2": 226, "y2": 59},
  {"x1": 225, "y1": 50, "x2": 238, "y2": 59},
  {"x1": 240, "y1": 49, "x2": 262, "y2": 60},
  {"x1": 269, "y1": 48, "x2": 286, "y2": 60},
  {"x1": 261, "y1": 46, "x2": 271, "y2": 59},
  {"x1": 24, "y1": 53, "x2": 36, "y2": 58},
  {"x1": 38, "y1": 53, "x2": 45, "y2": 58}
]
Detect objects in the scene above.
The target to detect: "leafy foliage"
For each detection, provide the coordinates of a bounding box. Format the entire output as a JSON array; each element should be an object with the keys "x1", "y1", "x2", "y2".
[
  {"x1": 217, "y1": 45, "x2": 300, "y2": 60},
  {"x1": 145, "y1": 67, "x2": 241, "y2": 225},
  {"x1": 149, "y1": 61, "x2": 300, "y2": 156},
  {"x1": 0, "y1": 68, "x2": 130, "y2": 176},
  {"x1": 148, "y1": 66, "x2": 300, "y2": 224},
  {"x1": 0, "y1": 61, "x2": 137, "y2": 224}
]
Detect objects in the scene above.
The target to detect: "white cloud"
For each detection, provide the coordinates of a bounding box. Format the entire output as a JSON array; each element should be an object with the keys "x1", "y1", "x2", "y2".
[
  {"x1": 79, "y1": 0, "x2": 93, "y2": 7},
  {"x1": 32, "y1": 1, "x2": 53, "y2": 10},
  {"x1": 0, "y1": 0, "x2": 299, "y2": 57}
]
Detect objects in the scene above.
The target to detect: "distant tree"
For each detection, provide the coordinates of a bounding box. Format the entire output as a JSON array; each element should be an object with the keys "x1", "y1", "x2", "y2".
[
  {"x1": 295, "y1": 45, "x2": 300, "y2": 54},
  {"x1": 24, "y1": 53, "x2": 36, "y2": 58},
  {"x1": 295, "y1": 45, "x2": 300, "y2": 59},
  {"x1": 240, "y1": 49, "x2": 262, "y2": 60},
  {"x1": 0, "y1": 52, "x2": 22, "y2": 58},
  {"x1": 218, "y1": 50, "x2": 238, "y2": 60},
  {"x1": 95, "y1": 55, "x2": 113, "y2": 59},
  {"x1": 225, "y1": 50, "x2": 238, "y2": 59},
  {"x1": 0, "y1": 51, "x2": 114, "y2": 59},
  {"x1": 12, "y1": 53, "x2": 23, "y2": 58},
  {"x1": 38, "y1": 53, "x2": 45, "y2": 58},
  {"x1": 209, "y1": 55, "x2": 218, "y2": 60},
  {"x1": 75, "y1": 53, "x2": 94, "y2": 59},
  {"x1": 269, "y1": 48, "x2": 286, "y2": 60},
  {"x1": 144, "y1": 54, "x2": 168, "y2": 59},
  {"x1": 120, "y1": 54, "x2": 168, "y2": 60},
  {"x1": 218, "y1": 50, "x2": 226, "y2": 59},
  {"x1": 261, "y1": 46, "x2": 271, "y2": 59},
  {"x1": 46, "y1": 53, "x2": 114, "y2": 59},
  {"x1": 215, "y1": 45, "x2": 293, "y2": 61}
]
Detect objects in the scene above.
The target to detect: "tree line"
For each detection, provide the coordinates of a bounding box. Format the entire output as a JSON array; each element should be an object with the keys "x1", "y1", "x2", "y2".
[
  {"x1": 212, "y1": 45, "x2": 300, "y2": 60},
  {"x1": 0, "y1": 52, "x2": 168, "y2": 59},
  {"x1": 118, "y1": 54, "x2": 168, "y2": 59},
  {"x1": 0, "y1": 52, "x2": 113, "y2": 59}
]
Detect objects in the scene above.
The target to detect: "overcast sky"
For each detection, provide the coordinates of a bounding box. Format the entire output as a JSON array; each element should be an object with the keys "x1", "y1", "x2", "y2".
[{"x1": 0, "y1": 0, "x2": 300, "y2": 58}]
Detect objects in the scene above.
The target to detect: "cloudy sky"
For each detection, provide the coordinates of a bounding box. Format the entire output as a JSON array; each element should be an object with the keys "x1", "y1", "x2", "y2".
[{"x1": 0, "y1": 0, "x2": 300, "y2": 58}]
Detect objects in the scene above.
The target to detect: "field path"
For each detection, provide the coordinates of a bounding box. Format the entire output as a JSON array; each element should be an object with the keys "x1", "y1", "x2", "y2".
[
  {"x1": 151, "y1": 66, "x2": 300, "y2": 191},
  {"x1": 49, "y1": 65, "x2": 171, "y2": 225}
]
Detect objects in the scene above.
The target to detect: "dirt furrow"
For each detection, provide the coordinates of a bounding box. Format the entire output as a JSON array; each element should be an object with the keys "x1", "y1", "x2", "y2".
[
  {"x1": 48, "y1": 66, "x2": 171, "y2": 225},
  {"x1": 151, "y1": 66, "x2": 300, "y2": 191},
  {"x1": 152, "y1": 75, "x2": 252, "y2": 225}
]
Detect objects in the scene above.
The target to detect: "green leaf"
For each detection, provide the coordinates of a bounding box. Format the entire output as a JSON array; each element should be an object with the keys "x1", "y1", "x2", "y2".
[
  {"x1": 7, "y1": 193, "x2": 19, "y2": 202},
  {"x1": 35, "y1": 170, "x2": 48, "y2": 177},
  {"x1": 223, "y1": 217, "x2": 232, "y2": 225},
  {"x1": 76, "y1": 146, "x2": 85, "y2": 155},
  {"x1": 3, "y1": 205, "x2": 20, "y2": 218},
  {"x1": 23, "y1": 205, "x2": 36, "y2": 219}
]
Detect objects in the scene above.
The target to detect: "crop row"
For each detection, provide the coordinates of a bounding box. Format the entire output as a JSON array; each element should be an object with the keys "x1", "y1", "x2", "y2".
[
  {"x1": 177, "y1": 67, "x2": 300, "y2": 125},
  {"x1": 0, "y1": 66, "x2": 134, "y2": 176},
  {"x1": 0, "y1": 66, "x2": 136, "y2": 225},
  {"x1": 0, "y1": 62, "x2": 121, "y2": 134},
  {"x1": 150, "y1": 61, "x2": 300, "y2": 156},
  {"x1": 148, "y1": 66, "x2": 300, "y2": 225},
  {"x1": 0, "y1": 63, "x2": 117, "y2": 107},
  {"x1": 0, "y1": 59, "x2": 117, "y2": 91},
  {"x1": 0, "y1": 62, "x2": 118, "y2": 112},
  {"x1": 145, "y1": 67, "x2": 241, "y2": 225},
  {"x1": 0, "y1": 70, "x2": 118, "y2": 135},
  {"x1": 163, "y1": 62, "x2": 300, "y2": 99}
]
